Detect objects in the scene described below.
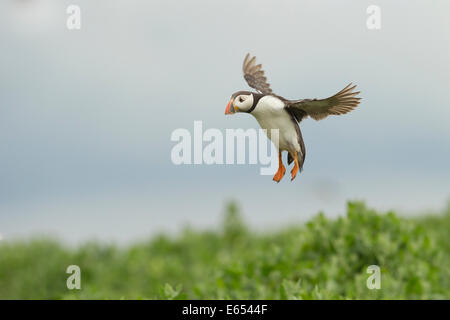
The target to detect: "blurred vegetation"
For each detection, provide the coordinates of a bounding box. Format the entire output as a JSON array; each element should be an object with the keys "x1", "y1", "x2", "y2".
[{"x1": 0, "y1": 201, "x2": 449, "y2": 299}]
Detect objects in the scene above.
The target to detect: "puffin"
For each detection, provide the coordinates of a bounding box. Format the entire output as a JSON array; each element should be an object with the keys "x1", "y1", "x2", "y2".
[{"x1": 225, "y1": 53, "x2": 361, "y2": 182}]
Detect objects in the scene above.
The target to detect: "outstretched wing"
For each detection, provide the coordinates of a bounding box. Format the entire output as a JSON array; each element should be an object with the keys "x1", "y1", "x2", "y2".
[
  {"x1": 285, "y1": 83, "x2": 361, "y2": 121},
  {"x1": 242, "y1": 53, "x2": 272, "y2": 94}
]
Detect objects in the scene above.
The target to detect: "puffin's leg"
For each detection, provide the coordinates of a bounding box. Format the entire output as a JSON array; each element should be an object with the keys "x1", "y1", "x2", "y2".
[
  {"x1": 272, "y1": 151, "x2": 286, "y2": 183},
  {"x1": 291, "y1": 152, "x2": 299, "y2": 181}
]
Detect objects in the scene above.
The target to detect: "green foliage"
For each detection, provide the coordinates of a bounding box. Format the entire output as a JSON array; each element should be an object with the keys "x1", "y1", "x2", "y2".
[{"x1": 0, "y1": 202, "x2": 449, "y2": 299}]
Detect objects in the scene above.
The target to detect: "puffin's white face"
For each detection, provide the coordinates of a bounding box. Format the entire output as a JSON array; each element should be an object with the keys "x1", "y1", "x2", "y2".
[{"x1": 225, "y1": 93, "x2": 254, "y2": 114}]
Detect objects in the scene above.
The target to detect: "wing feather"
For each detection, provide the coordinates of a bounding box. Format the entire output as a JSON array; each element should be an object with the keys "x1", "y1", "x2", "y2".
[
  {"x1": 242, "y1": 53, "x2": 272, "y2": 94},
  {"x1": 285, "y1": 83, "x2": 361, "y2": 121}
]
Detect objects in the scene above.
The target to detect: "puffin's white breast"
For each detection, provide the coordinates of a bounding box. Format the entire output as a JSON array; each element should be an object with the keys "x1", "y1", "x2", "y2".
[{"x1": 251, "y1": 95, "x2": 300, "y2": 152}]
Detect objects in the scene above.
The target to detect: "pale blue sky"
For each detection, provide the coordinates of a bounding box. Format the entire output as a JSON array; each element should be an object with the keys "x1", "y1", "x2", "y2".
[{"x1": 0, "y1": 1, "x2": 449, "y2": 243}]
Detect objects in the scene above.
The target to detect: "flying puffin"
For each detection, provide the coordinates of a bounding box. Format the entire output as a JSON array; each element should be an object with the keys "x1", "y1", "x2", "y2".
[{"x1": 225, "y1": 53, "x2": 361, "y2": 182}]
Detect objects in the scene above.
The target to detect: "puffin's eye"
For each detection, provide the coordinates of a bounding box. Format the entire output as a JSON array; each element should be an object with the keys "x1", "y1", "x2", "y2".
[{"x1": 239, "y1": 96, "x2": 245, "y2": 103}]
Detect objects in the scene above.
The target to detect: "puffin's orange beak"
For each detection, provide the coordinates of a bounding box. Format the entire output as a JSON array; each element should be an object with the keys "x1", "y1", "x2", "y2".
[{"x1": 225, "y1": 99, "x2": 235, "y2": 115}]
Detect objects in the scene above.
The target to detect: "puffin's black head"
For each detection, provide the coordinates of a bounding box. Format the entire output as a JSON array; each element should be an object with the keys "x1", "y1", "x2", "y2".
[{"x1": 225, "y1": 91, "x2": 260, "y2": 115}]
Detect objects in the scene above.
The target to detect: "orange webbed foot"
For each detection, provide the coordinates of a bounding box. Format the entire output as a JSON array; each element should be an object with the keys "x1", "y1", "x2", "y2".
[
  {"x1": 273, "y1": 151, "x2": 285, "y2": 183},
  {"x1": 290, "y1": 153, "x2": 299, "y2": 181},
  {"x1": 291, "y1": 164, "x2": 298, "y2": 181},
  {"x1": 273, "y1": 165, "x2": 286, "y2": 183}
]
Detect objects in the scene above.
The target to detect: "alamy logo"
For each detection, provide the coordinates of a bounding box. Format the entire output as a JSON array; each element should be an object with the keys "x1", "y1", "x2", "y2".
[
  {"x1": 170, "y1": 121, "x2": 279, "y2": 175},
  {"x1": 366, "y1": 265, "x2": 381, "y2": 289},
  {"x1": 66, "y1": 265, "x2": 81, "y2": 290},
  {"x1": 66, "y1": 5, "x2": 81, "y2": 30},
  {"x1": 366, "y1": 5, "x2": 381, "y2": 30}
]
